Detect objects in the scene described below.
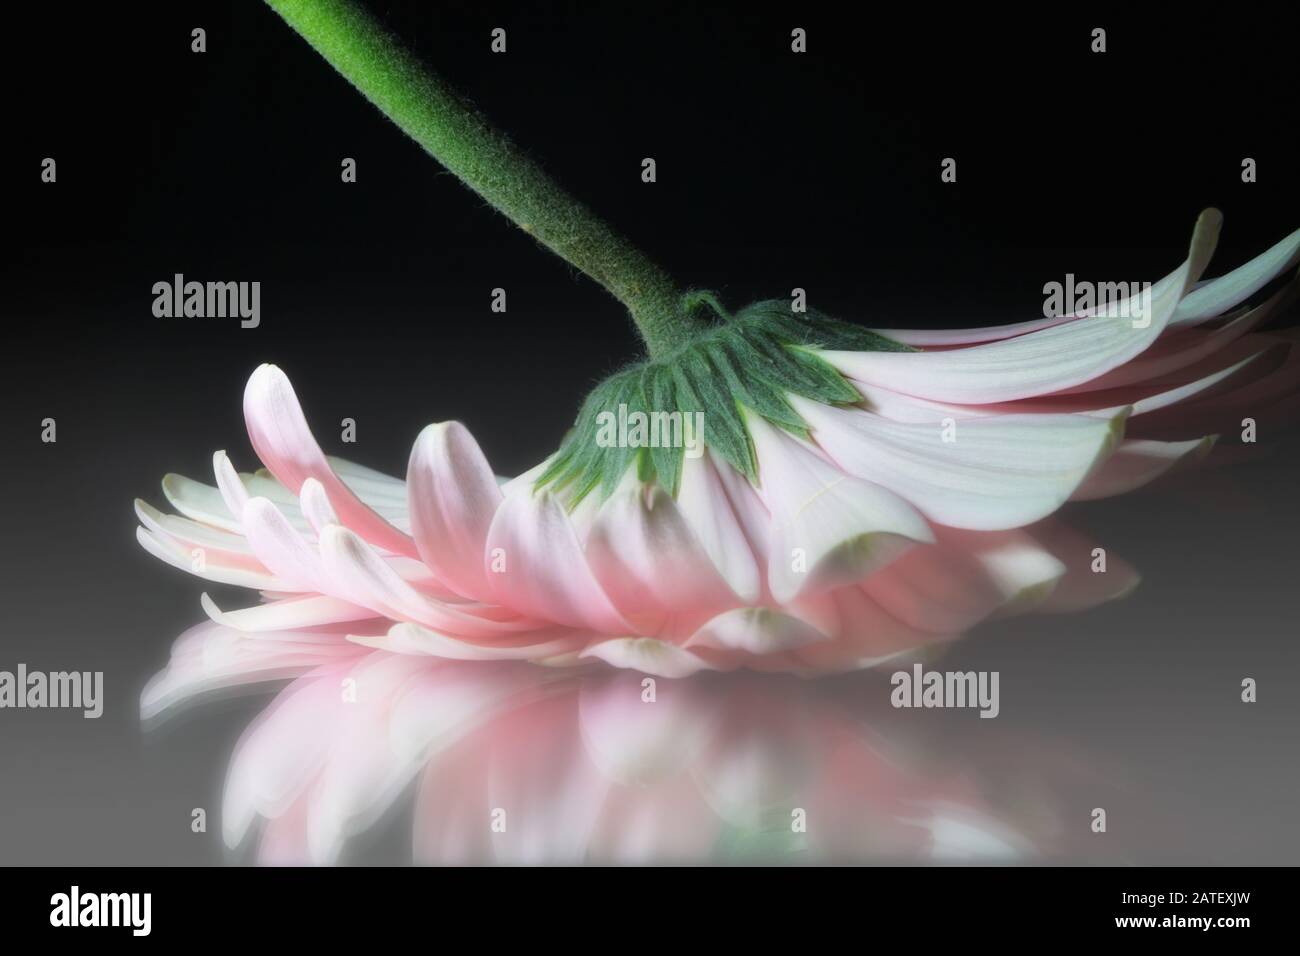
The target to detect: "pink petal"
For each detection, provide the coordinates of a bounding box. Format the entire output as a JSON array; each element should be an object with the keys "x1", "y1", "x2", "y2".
[
  {"x1": 1055, "y1": 278, "x2": 1296, "y2": 393},
  {"x1": 749, "y1": 414, "x2": 933, "y2": 603},
  {"x1": 709, "y1": 451, "x2": 773, "y2": 568},
  {"x1": 407, "y1": 422, "x2": 503, "y2": 602},
  {"x1": 675, "y1": 454, "x2": 763, "y2": 604},
  {"x1": 199, "y1": 592, "x2": 377, "y2": 632},
  {"x1": 794, "y1": 396, "x2": 1126, "y2": 530},
  {"x1": 243, "y1": 364, "x2": 416, "y2": 557},
  {"x1": 586, "y1": 474, "x2": 742, "y2": 635},
  {"x1": 134, "y1": 497, "x2": 254, "y2": 556},
  {"x1": 317, "y1": 524, "x2": 543, "y2": 639},
  {"x1": 213, "y1": 450, "x2": 251, "y2": 518},
  {"x1": 1170, "y1": 224, "x2": 1300, "y2": 327},
  {"x1": 484, "y1": 487, "x2": 632, "y2": 634},
  {"x1": 135, "y1": 525, "x2": 285, "y2": 591},
  {"x1": 297, "y1": 477, "x2": 339, "y2": 534},
  {"x1": 161, "y1": 473, "x2": 242, "y2": 533},
  {"x1": 241, "y1": 496, "x2": 330, "y2": 593},
  {"x1": 820, "y1": 209, "x2": 1222, "y2": 402},
  {"x1": 862, "y1": 527, "x2": 1067, "y2": 633}
]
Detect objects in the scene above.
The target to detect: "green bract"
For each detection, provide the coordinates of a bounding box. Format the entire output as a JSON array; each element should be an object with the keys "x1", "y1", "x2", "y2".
[{"x1": 537, "y1": 298, "x2": 915, "y2": 501}]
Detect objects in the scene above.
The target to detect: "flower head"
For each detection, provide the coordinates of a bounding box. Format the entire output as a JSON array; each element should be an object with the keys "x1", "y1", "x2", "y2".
[{"x1": 138, "y1": 211, "x2": 1300, "y2": 677}]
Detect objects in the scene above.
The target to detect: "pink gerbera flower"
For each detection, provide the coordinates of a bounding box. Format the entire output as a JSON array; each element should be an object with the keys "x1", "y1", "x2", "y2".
[{"x1": 137, "y1": 210, "x2": 1300, "y2": 679}]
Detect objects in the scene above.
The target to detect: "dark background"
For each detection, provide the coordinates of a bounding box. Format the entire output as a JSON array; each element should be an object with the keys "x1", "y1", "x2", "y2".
[{"x1": 1, "y1": 1, "x2": 1297, "y2": 863}]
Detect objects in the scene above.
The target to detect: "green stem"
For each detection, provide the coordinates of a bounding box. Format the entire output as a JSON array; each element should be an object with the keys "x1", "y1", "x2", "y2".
[{"x1": 265, "y1": 0, "x2": 702, "y2": 358}]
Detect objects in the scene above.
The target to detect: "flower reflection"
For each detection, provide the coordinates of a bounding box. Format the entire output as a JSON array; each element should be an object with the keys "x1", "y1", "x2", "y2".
[{"x1": 145, "y1": 641, "x2": 1122, "y2": 864}]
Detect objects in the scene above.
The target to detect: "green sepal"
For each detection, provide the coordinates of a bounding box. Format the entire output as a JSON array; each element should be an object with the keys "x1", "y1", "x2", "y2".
[
  {"x1": 735, "y1": 299, "x2": 916, "y2": 352},
  {"x1": 675, "y1": 350, "x2": 755, "y2": 481},
  {"x1": 705, "y1": 338, "x2": 807, "y2": 437},
  {"x1": 642, "y1": 362, "x2": 683, "y2": 496},
  {"x1": 535, "y1": 297, "x2": 913, "y2": 503}
]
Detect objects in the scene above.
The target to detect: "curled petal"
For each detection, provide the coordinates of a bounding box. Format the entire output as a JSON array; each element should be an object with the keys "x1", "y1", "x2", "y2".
[
  {"x1": 794, "y1": 396, "x2": 1127, "y2": 530},
  {"x1": 243, "y1": 364, "x2": 416, "y2": 556},
  {"x1": 748, "y1": 414, "x2": 933, "y2": 603},
  {"x1": 407, "y1": 422, "x2": 503, "y2": 602},
  {"x1": 1171, "y1": 225, "x2": 1300, "y2": 327}
]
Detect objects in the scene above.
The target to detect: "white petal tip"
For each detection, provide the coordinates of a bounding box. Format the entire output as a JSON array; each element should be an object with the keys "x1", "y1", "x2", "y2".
[{"x1": 579, "y1": 638, "x2": 712, "y2": 679}]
